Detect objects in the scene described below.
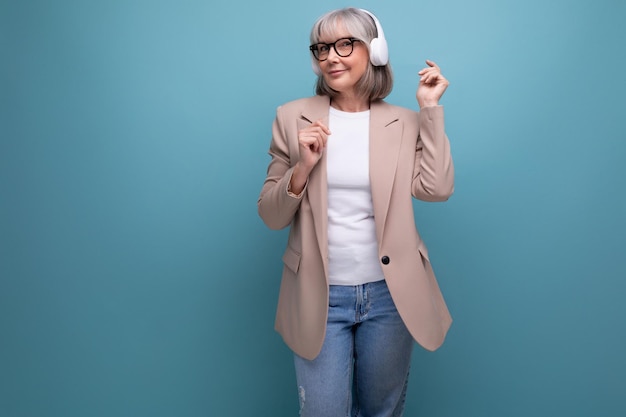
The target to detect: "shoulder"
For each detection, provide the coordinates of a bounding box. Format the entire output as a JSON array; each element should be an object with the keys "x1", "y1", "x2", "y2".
[
  {"x1": 381, "y1": 100, "x2": 419, "y2": 118},
  {"x1": 371, "y1": 100, "x2": 419, "y2": 126},
  {"x1": 277, "y1": 95, "x2": 328, "y2": 114},
  {"x1": 275, "y1": 95, "x2": 331, "y2": 124}
]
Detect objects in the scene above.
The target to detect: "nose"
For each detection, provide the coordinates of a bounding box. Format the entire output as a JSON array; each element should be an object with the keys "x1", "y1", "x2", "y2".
[{"x1": 327, "y1": 46, "x2": 340, "y2": 62}]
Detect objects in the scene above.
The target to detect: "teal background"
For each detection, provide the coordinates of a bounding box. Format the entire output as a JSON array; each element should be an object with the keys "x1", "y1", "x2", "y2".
[{"x1": 1, "y1": 0, "x2": 625, "y2": 416}]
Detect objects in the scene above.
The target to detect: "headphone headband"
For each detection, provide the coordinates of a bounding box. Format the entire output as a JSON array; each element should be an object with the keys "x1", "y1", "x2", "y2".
[{"x1": 359, "y1": 9, "x2": 389, "y2": 66}]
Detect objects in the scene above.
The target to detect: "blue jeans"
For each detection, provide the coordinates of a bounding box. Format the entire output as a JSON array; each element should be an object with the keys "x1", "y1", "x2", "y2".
[{"x1": 294, "y1": 280, "x2": 414, "y2": 417}]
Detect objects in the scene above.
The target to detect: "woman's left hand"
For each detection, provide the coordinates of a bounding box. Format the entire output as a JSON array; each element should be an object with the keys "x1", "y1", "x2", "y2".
[{"x1": 416, "y1": 59, "x2": 449, "y2": 109}]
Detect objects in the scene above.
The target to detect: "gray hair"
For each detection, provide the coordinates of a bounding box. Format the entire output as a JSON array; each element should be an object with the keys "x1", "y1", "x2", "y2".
[{"x1": 310, "y1": 8, "x2": 393, "y2": 101}]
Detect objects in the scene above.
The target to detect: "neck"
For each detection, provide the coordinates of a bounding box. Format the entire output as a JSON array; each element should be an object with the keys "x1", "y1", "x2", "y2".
[{"x1": 330, "y1": 94, "x2": 370, "y2": 112}]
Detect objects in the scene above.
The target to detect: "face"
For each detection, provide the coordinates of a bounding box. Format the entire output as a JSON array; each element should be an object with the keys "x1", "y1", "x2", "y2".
[{"x1": 316, "y1": 26, "x2": 369, "y2": 96}]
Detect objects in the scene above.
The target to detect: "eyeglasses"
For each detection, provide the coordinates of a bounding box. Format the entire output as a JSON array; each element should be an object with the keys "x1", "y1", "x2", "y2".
[{"x1": 309, "y1": 38, "x2": 361, "y2": 61}]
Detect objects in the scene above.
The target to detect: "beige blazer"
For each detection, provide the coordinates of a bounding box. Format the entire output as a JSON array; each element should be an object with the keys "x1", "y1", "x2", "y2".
[{"x1": 258, "y1": 95, "x2": 454, "y2": 360}]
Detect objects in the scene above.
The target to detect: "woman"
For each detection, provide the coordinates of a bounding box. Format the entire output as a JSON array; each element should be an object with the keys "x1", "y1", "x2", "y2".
[{"x1": 258, "y1": 7, "x2": 454, "y2": 417}]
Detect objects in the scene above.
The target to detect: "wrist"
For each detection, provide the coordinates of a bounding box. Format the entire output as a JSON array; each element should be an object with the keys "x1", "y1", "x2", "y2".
[
  {"x1": 419, "y1": 100, "x2": 439, "y2": 109},
  {"x1": 289, "y1": 163, "x2": 311, "y2": 196}
]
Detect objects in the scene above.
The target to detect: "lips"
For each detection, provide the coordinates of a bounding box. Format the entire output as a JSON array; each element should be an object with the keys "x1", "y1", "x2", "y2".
[{"x1": 328, "y1": 69, "x2": 347, "y2": 77}]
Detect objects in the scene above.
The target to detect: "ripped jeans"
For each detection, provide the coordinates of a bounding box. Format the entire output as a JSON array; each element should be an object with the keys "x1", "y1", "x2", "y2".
[{"x1": 293, "y1": 280, "x2": 414, "y2": 417}]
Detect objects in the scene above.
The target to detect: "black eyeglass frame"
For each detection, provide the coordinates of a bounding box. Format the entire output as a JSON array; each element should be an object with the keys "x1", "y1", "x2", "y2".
[{"x1": 309, "y1": 37, "x2": 361, "y2": 61}]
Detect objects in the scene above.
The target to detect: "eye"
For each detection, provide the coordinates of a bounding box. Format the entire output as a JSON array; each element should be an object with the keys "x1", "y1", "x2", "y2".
[
  {"x1": 318, "y1": 44, "x2": 330, "y2": 53},
  {"x1": 338, "y1": 39, "x2": 353, "y2": 48}
]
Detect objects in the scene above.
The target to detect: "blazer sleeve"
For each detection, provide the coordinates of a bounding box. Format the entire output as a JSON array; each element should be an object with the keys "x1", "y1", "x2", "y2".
[
  {"x1": 412, "y1": 105, "x2": 455, "y2": 202},
  {"x1": 257, "y1": 105, "x2": 306, "y2": 230}
]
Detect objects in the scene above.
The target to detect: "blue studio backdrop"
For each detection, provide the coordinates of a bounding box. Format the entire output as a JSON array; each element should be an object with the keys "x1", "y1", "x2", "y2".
[{"x1": 1, "y1": 0, "x2": 625, "y2": 416}]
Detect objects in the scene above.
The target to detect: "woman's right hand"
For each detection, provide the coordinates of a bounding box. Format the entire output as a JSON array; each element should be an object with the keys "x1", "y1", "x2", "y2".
[
  {"x1": 298, "y1": 120, "x2": 331, "y2": 170},
  {"x1": 289, "y1": 120, "x2": 331, "y2": 195}
]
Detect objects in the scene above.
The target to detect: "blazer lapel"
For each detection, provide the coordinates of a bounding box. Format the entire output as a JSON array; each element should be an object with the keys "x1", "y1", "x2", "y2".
[
  {"x1": 369, "y1": 100, "x2": 402, "y2": 242},
  {"x1": 298, "y1": 96, "x2": 331, "y2": 277}
]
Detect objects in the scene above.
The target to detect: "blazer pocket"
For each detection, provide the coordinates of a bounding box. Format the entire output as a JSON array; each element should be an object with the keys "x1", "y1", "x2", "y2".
[{"x1": 282, "y1": 246, "x2": 302, "y2": 274}]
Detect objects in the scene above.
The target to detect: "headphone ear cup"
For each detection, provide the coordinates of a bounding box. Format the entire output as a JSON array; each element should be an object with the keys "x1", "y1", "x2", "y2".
[{"x1": 369, "y1": 37, "x2": 388, "y2": 66}]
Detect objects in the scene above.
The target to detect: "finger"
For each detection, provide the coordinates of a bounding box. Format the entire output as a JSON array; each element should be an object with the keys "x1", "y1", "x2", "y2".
[
  {"x1": 309, "y1": 132, "x2": 323, "y2": 152},
  {"x1": 418, "y1": 67, "x2": 440, "y2": 79},
  {"x1": 419, "y1": 60, "x2": 440, "y2": 75},
  {"x1": 300, "y1": 132, "x2": 325, "y2": 153},
  {"x1": 312, "y1": 120, "x2": 331, "y2": 135},
  {"x1": 421, "y1": 68, "x2": 447, "y2": 84},
  {"x1": 304, "y1": 140, "x2": 320, "y2": 154},
  {"x1": 420, "y1": 65, "x2": 440, "y2": 74},
  {"x1": 310, "y1": 122, "x2": 330, "y2": 147},
  {"x1": 425, "y1": 59, "x2": 439, "y2": 69},
  {"x1": 305, "y1": 130, "x2": 327, "y2": 150},
  {"x1": 420, "y1": 72, "x2": 440, "y2": 84},
  {"x1": 300, "y1": 125, "x2": 329, "y2": 140}
]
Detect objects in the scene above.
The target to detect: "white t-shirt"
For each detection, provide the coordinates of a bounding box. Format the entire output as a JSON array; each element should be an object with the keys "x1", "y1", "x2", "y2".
[{"x1": 326, "y1": 107, "x2": 384, "y2": 286}]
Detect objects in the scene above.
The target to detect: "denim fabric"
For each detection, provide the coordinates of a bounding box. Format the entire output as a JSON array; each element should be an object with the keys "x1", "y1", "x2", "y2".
[{"x1": 294, "y1": 279, "x2": 414, "y2": 417}]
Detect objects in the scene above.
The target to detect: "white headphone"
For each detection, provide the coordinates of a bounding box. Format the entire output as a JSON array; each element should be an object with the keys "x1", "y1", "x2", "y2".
[{"x1": 311, "y1": 8, "x2": 389, "y2": 76}]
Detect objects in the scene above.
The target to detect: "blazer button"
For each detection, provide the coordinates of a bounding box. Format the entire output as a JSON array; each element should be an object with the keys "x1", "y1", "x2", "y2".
[{"x1": 381, "y1": 256, "x2": 390, "y2": 265}]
